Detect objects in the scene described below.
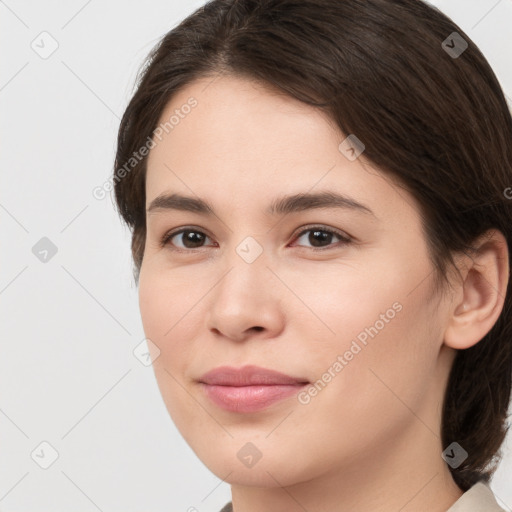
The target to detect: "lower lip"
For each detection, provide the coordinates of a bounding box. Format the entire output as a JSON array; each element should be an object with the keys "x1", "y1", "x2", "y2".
[{"x1": 200, "y1": 383, "x2": 308, "y2": 413}]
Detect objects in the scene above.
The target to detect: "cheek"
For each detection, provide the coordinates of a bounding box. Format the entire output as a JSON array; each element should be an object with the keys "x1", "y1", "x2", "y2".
[
  {"x1": 305, "y1": 272, "x2": 440, "y2": 432},
  {"x1": 138, "y1": 260, "x2": 200, "y2": 338},
  {"x1": 138, "y1": 269, "x2": 192, "y2": 371},
  {"x1": 138, "y1": 275, "x2": 169, "y2": 344},
  {"x1": 281, "y1": 258, "x2": 405, "y2": 355},
  {"x1": 138, "y1": 264, "x2": 217, "y2": 390},
  {"x1": 288, "y1": 305, "x2": 436, "y2": 475},
  {"x1": 138, "y1": 272, "x2": 202, "y2": 427},
  {"x1": 297, "y1": 252, "x2": 439, "y2": 401}
]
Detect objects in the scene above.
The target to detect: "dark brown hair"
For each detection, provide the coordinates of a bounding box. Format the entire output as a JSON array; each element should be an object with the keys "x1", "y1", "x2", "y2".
[{"x1": 113, "y1": 0, "x2": 512, "y2": 491}]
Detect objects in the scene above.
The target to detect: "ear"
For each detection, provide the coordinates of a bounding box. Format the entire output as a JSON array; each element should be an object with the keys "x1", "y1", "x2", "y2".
[{"x1": 444, "y1": 229, "x2": 509, "y2": 350}]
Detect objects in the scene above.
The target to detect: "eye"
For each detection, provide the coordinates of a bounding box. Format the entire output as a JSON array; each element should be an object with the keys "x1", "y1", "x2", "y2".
[
  {"x1": 159, "y1": 225, "x2": 352, "y2": 252},
  {"x1": 291, "y1": 225, "x2": 352, "y2": 250},
  {"x1": 160, "y1": 227, "x2": 214, "y2": 250}
]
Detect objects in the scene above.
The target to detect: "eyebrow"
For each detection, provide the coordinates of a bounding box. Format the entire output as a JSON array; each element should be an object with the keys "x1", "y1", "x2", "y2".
[{"x1": 147, "y1": 191, "x2": 376, "y2": 218}]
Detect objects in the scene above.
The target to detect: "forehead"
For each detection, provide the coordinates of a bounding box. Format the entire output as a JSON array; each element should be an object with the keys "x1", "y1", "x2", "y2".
[
  {"x1": 148, "y1": 74, "x2": 341, "y2": 165},
  {"x1": 144, "y1": 74, "x2": 417, "y2": 224},
  {"x1": 149, "y1": 76, "x2": 338, "y2": 175}
]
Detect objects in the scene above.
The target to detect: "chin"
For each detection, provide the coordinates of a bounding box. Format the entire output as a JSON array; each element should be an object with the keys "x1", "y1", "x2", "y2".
[{"x1": 186, "y1": 435, "x2": 316, "y2": 488}]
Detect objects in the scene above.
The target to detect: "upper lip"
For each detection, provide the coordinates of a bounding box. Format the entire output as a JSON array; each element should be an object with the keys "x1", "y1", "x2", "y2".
[{"x1": 198, "y1": 365, "x2": 309, "y2": 386}]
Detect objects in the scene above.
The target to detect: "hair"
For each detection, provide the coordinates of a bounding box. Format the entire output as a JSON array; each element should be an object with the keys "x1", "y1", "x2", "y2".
[{"x1": 113, "y1": 0, "x2": 512, "y2": 492}]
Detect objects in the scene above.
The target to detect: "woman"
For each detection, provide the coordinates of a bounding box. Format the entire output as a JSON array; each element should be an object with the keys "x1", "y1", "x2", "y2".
[{"x1": 113, "y1": 0, "x2": 512, "y2": 510}]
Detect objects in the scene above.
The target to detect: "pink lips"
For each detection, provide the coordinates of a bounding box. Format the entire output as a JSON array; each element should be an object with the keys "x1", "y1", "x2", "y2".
[{"x1": 198, "y1": 364, "x2": 309, "y2": 413}]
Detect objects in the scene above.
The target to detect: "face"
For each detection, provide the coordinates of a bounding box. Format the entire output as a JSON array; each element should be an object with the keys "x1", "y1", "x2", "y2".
[{"x1": 139, "y1": 74, "x2": 454, "y2": 488}]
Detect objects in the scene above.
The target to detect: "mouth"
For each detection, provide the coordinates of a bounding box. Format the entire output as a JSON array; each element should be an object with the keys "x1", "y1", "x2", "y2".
[
  {"x1": 199, "y1": 382, "x2": 309, "y2": 413},
  {"x1": 198, "y1": 364, "x2": 309, "y2": 413}
]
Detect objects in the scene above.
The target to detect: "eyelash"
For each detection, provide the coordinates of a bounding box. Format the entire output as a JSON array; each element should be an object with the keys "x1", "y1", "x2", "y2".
[{"x1": 159, "y1": 225, "x2": 352, "y2": 252}]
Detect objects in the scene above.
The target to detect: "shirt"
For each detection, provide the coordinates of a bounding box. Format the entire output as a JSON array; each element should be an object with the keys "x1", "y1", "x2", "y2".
[{"x1": 218, "y1": 481, "x2": 506, "y2": 512}]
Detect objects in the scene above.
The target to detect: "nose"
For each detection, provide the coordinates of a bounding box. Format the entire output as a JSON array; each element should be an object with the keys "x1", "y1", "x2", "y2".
[{"x1": 205, "y1": 251, "x2": 285, "y2": 343}]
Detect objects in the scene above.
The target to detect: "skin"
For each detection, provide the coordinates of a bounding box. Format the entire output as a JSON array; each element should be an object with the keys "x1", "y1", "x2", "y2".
[{"x1": 138, "y1": 74, "x2": 509, "y2": 512}]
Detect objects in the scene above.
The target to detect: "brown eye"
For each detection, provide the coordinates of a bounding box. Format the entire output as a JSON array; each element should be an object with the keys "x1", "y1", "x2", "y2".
[
  {"x1": 160, "y1": 225, "x2": 351, "y2": 252},
  {"x1": 293, "y1": 226, "x2": 351, "y2": 250},
  {"x1": 161, "y1": 229, "x2": 213, "y2": 249}
]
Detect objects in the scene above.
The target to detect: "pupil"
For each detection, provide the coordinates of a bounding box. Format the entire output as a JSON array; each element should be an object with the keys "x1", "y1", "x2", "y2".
[
  {"x1": 183, "y1": 230, "x2": 205, "y2": 248},
  {"x1": 310, "y1": 230, "x2": 331, "y2": 247}
]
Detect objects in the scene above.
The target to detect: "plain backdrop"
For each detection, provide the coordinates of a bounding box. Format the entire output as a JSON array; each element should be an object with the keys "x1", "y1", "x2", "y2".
[{"x1": 1, "y1": 1, "x2": 511, "y2": 511}]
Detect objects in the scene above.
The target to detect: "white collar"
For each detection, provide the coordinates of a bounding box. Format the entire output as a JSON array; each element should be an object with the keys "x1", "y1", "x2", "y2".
[{"x1": 446, "y1": 482, "x2": 506, "y2": 512}]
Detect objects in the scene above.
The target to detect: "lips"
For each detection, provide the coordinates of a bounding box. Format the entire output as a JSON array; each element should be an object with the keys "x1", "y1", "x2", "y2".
[
  {"x1": 198, "y1": 365, "x2": 309, "y2": 413},
  {"x1": 198, "y1": 364, "x2": 309, "y2": 386}
]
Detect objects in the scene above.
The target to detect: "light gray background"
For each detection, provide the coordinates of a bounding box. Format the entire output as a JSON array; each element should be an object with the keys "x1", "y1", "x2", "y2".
[{"x1": 1, "y1": 1, "x2": 511, "y2": 511}]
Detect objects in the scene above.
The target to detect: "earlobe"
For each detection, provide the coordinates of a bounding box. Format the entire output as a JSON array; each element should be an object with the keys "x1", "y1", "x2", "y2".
[{"x1": 444, "y1": 229, "x2": 509, "y2": 351}]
